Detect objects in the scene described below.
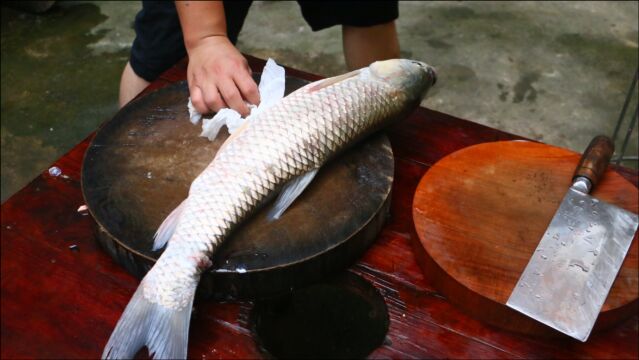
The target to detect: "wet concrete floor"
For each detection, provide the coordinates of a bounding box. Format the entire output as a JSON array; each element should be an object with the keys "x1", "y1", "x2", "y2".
[{"x1": 1, "y1": 1, "x2": 637, "y2": 202}]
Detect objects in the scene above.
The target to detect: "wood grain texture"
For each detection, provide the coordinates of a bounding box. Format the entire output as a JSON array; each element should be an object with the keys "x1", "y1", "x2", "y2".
[
  {"x1": 413, "y1": 140, "x2": 638, "y2": 336},
  {"x1": 1, "y1": 55, "x2": 638, "y2": 359},
  {"x1": 83, "y1": 78, "x2": 394, "y2": 301}
]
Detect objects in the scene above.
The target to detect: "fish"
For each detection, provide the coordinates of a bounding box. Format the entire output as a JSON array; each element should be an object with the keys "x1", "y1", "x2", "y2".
[{"x1": 102, "y1": 59, "x2": 437, "y2": 359}]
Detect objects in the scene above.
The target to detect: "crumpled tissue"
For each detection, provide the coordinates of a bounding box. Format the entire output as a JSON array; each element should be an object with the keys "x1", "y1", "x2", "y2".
[{"x1": 187, "y1": 58, "x2": 285, "y2": 141}]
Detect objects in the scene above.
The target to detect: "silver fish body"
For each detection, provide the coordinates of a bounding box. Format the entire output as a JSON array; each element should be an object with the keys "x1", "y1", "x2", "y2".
[{"x1": 103, "y1": 59, "x2": 436, "y2": 359}]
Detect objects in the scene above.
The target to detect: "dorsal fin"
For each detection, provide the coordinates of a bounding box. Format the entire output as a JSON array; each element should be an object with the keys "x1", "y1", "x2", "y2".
[{"x1": 306, "y1": 69, "x2": 361, "y2": 92}]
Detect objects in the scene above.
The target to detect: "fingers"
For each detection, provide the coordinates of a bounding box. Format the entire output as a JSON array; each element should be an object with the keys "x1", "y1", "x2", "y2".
[
  {"x1": 190, "y1": 84, "x2": 226, "y2": 115},
  {"x1": 218, "y1": 78, "x2": 249, "y2": 116},
  {"x1": 201, "y1": 79, "x2": 227, "y2": 114},
  {"x1": 234, "y1": 70, "x2": 260, "y2": 107},
  {"x1": 189, "y1": 86, "x2": 207, "y2": 114},
  {"x1": 186, "y1": 46, "x2": 260, "y2": 116},
  {"x1": 192, "y1": 73, "x2": 258, "y2": 117}
]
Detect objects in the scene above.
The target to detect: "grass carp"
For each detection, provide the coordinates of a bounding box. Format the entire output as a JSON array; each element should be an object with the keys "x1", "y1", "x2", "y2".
[{"x1": 102, "y1": 59, "x2": 436, "y2": 359}]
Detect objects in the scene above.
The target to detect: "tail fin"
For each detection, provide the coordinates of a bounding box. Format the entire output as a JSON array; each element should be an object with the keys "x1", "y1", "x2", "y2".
[{"x1": 102, "y1": 284, "x2": 195, "y2": 359}]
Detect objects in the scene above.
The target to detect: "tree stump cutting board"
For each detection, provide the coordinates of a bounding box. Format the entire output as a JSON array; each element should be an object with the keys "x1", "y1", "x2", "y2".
[
  {"x1": 412, "y1": 140, "x2": 638, "y2": 338},
  {"x1": 81, "y1": 77, "x2": 394, "y2": 300}
]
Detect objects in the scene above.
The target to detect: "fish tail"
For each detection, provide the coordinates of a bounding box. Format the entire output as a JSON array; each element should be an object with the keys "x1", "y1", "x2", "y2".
[{"x1": 102, "y1": 281, "x2": 195, "y2": 359}]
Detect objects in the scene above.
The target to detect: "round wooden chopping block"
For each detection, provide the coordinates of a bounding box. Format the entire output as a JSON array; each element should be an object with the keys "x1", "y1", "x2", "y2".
[
  {"x1": 81, "y1": 77, "x2": 394, "y2": 300},
  {"x1": 412, "y1": 140, "x2": 638, "y2": 338}
]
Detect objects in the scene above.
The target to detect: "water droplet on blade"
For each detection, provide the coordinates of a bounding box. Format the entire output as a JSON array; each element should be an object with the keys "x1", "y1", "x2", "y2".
[{"x1": 569, "y1": 261, "x2": 589, "y2": 272}]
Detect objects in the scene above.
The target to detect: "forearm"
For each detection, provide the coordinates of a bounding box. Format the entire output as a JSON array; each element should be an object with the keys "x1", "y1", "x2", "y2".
[{"x1": 175, "y1": 1, "x2": 227, "y2": 51}]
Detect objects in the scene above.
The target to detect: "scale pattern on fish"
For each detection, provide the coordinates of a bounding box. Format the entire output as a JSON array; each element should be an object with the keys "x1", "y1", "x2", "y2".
[{"x1": 102, "y1": 59, "x2": 436, "y2": 359}]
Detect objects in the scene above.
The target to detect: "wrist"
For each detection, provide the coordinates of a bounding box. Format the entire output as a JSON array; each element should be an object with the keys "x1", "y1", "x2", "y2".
[{"x1": 184, "y1": 34, "x2": 231, "y2": 55}]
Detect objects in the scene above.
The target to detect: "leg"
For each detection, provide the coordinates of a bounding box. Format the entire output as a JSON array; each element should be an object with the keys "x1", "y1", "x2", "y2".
[
  {"x1": 119, "y1": 61, "x2": 150, "y2": 108},
  {"x1": 342, "y1": 21, "x2": 400, "y2": 70}
]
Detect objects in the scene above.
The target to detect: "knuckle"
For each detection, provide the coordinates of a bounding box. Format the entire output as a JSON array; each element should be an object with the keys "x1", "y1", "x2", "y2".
[
  {"x1": 212, "y1": 61, "x2": 227, "y2": 75},
  {"x1": 203, "y1": 92, "x2": 220, "y2": 109},
  {"x1": 225, "y1": 90, "x2": 241, "y2": 104},
  {"x1": 230, "y1": 56, "x2": 243, "y2": 66},
  {"x1": 211, "y1": 95, "x2": 225, "y2": 111},
  {"x1": 247, "y1": 86, "x2": 259, "y2": 98}
]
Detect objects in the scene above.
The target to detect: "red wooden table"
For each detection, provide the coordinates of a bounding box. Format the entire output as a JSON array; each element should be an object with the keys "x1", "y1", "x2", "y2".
[{"x1": 2, "y1": 56, "x2": 638, "y2": 359}]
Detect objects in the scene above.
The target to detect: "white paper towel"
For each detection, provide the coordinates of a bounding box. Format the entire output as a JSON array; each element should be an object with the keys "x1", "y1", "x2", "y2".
[{"x1": 187, "y1": 58, "x2": 286, "y2": 141}]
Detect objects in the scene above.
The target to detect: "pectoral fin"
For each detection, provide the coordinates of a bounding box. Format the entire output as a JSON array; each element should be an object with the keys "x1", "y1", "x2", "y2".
[{"x1": 267, "y1": 169, "x2": 319, "y2": 221}]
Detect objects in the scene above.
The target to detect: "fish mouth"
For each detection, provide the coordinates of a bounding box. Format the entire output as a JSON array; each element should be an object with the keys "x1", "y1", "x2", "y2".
[
  {"x1": 427, "y1": 66, "x2": 437, "y2": 85},
  {"x1": 410, "y1": 60, "x2": 437, "y2": 86}
]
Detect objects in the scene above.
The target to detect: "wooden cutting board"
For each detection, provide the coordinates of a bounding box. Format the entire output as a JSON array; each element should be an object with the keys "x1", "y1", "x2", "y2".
[
  {"x1": 81, "y1": 77, "x2": 394, "y2": 301},
  {"x1": 412, "y1": 140, "x2": 638, "y2": 337}
]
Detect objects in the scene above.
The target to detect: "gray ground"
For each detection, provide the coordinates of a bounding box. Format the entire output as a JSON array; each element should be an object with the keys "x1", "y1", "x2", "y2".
[{"x1": 1, "y1": 1, "x2": 637, "y2": 202}]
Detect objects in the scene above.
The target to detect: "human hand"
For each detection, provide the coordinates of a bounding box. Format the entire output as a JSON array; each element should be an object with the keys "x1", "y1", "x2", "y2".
[{"x1": 187, "y1": 36, "x2": 260, "y2": 117}]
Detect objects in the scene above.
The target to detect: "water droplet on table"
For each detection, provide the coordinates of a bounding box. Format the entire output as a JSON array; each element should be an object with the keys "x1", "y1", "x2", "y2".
[
  {"x1": 77, "y1": 204, "x2": 88, "y2": 214},
  {"x1": 48, "y1": 166, "x2": 61, "y2": 177}
]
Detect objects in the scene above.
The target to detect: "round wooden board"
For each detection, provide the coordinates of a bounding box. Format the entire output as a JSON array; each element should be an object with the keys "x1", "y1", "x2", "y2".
[
  {"x1": 81, "y1": 77, "x2": 394, "y2": 300},
  {"x1": 412, "y1": 140, "x2": 638, "y2": 337}
]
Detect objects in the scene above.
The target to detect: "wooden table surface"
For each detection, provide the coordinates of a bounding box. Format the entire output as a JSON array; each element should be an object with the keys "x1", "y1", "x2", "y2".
[{"x1": 2, "y1": 56, "x2": 637, "y2": 359}]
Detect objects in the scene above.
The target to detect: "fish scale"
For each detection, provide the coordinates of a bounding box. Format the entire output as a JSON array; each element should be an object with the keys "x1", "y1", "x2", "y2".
[
  {"x1": 102, "y1": 59, "x2": 436, "y2": 359},
  {"x1": 146, "y1": 77, "x2": 404, "y2": 308}
]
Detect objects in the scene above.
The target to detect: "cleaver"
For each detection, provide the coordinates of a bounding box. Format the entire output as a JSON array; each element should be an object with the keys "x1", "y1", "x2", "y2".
[{"x1": 507, "y1": 135, "x2": 639, "y2": 342}]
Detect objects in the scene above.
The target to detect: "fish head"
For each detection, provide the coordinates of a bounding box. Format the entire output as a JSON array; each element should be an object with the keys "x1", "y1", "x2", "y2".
[{"x1": 368, "y1": 59, "x2": 437, "y2": 101}]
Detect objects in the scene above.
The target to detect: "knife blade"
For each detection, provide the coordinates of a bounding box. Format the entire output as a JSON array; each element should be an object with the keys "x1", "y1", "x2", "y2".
[{"x1": 506, "y1": 135, "x2": 639, "y2": 342}]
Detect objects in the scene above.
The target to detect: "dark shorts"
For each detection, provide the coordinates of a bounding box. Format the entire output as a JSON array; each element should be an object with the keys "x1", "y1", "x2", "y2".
[{"x1": 130, "y1": 1, "x2": 399, "y2": 82}]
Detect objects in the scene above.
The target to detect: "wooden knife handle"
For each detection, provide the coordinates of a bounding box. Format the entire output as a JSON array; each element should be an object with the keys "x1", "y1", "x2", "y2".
[{"x1": 573, "y1": 135, "x2": 614, "y2": 188}]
